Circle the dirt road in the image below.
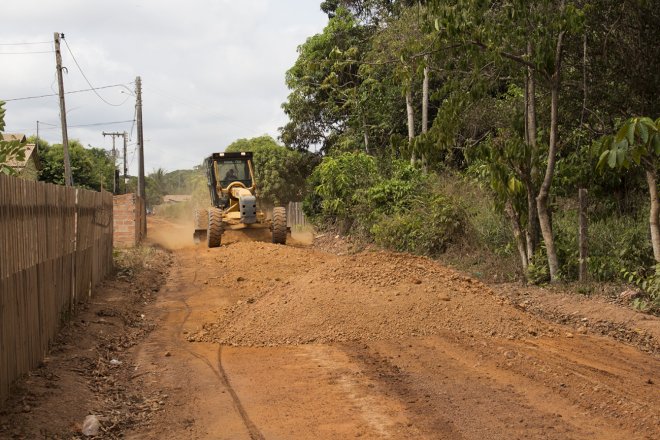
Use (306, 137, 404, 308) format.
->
(122, 218, 658, 439)
(1, 217, 657, 439)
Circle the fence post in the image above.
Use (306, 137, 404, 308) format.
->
(579, 188, 588, 283)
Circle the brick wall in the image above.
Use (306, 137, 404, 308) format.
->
(113, 193, 145, 248)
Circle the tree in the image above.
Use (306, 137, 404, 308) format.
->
(39, 139, 114, 191)
(145, 168, 167, 208)
(431, 0, 585, 282)
(281, 8, 371, 153)
(596, 117, 660, 262)
(0, 101, 26, 176)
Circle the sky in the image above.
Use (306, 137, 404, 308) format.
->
(1, 0, 328, 176)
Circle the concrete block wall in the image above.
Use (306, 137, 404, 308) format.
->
(113, 193, 144, 248)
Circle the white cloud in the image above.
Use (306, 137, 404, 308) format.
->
(1, 0, 327, 174)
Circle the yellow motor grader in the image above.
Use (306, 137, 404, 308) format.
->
(193, 152, 287, 247)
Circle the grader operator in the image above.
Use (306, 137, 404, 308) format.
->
(193, 152, 287, 247)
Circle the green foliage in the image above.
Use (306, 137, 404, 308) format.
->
(527, 246, 551, 284)
(529, 206, 653, 283)
(306, 151, 378, 226)
(306, 154, 467, 256)
(371, 194, 465, 256)
(0, 101, 26, 176)
(281, 8, 370, 153)
(621, 265, 660, 313)
(225, 135, 316, 205)
(39, 139, 114, 190)
(595, 117, 660, 172)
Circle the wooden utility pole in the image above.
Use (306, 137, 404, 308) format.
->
(135, 76, 146, 235)
(122, 131, 128, 193)
(578, 188, 588, 283)
(103, 131, 125, 194)
(136, 76, 145, 200)
(54, 32, 73, 186)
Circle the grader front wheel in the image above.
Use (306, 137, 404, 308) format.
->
(272, 206, 287, 245)
(207, 208, 224, 248)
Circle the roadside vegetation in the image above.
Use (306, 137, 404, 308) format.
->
(283, 1, 659, 311)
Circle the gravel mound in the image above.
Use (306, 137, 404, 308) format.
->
(192, 244, 557, 346)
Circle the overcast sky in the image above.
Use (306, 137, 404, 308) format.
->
(1, 0, 327, 175)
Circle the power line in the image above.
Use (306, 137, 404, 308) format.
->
(3, 82, 133, 102)
(0, 50, 54, 55)
(61, 37, 128, 107)
(10, 119, 136, 132)
(0, 41, 52, 46)
(69, 119, 135, 128)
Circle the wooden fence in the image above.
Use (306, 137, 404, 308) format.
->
(0, 174, 113, 403)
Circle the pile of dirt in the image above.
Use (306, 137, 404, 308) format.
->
(0, 246, 172, 439)
(193, 244, 558, 347)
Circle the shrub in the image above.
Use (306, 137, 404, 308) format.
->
(304, 152, 379, 229)
(550, 206, 653, 282)
(371, 194, 465, 256)
(622, 264, 660, 313)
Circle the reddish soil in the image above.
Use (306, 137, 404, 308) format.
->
(1, 217, 658, 439)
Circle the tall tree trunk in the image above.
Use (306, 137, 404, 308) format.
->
(524, 179, 537, 261)
(580, 33, 588, 126)
(422, 66, 429, 134)
(406, 88, 416, 165)
(421, 64, 429, 172)
(645, 167, 660, 262)
(536, 31, 565, 283)
(506, 201, 529, 273)
(525, 41, 540, 258)
(362, 114, 370, 154)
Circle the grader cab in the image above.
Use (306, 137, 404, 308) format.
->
(193, 152, 287, 247)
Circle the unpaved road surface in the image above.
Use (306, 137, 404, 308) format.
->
(1, 217, 658, 439)
(125, 218, 659, 439)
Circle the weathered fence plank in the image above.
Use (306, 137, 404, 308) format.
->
(0, 174, 113, 404)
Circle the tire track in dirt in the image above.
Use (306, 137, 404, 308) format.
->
(173, 251, 265, 440)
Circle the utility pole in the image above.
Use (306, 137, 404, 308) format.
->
(135, 76, 146, 235)
(103, 131, 125, 194)
(136, 76, 145, 200)
(122, 131, 128, 193)
(54, 32, 73, 186)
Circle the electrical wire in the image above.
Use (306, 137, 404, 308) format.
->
(0, 50, 54, 55)
(68, 119, 135, 128)
(3, 83, 134, 102)
(129, 104, 137, 140)
(7, 119, 135, 133)
(0, 41, 52, 46)
(61, 37, 128, 107)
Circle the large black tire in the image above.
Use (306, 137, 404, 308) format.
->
(272, 206, 287, 244)
(207, 208, 224, 248)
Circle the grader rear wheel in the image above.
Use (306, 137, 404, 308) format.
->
(272, 206, 287, 245)
(207, 208, 224, 248)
